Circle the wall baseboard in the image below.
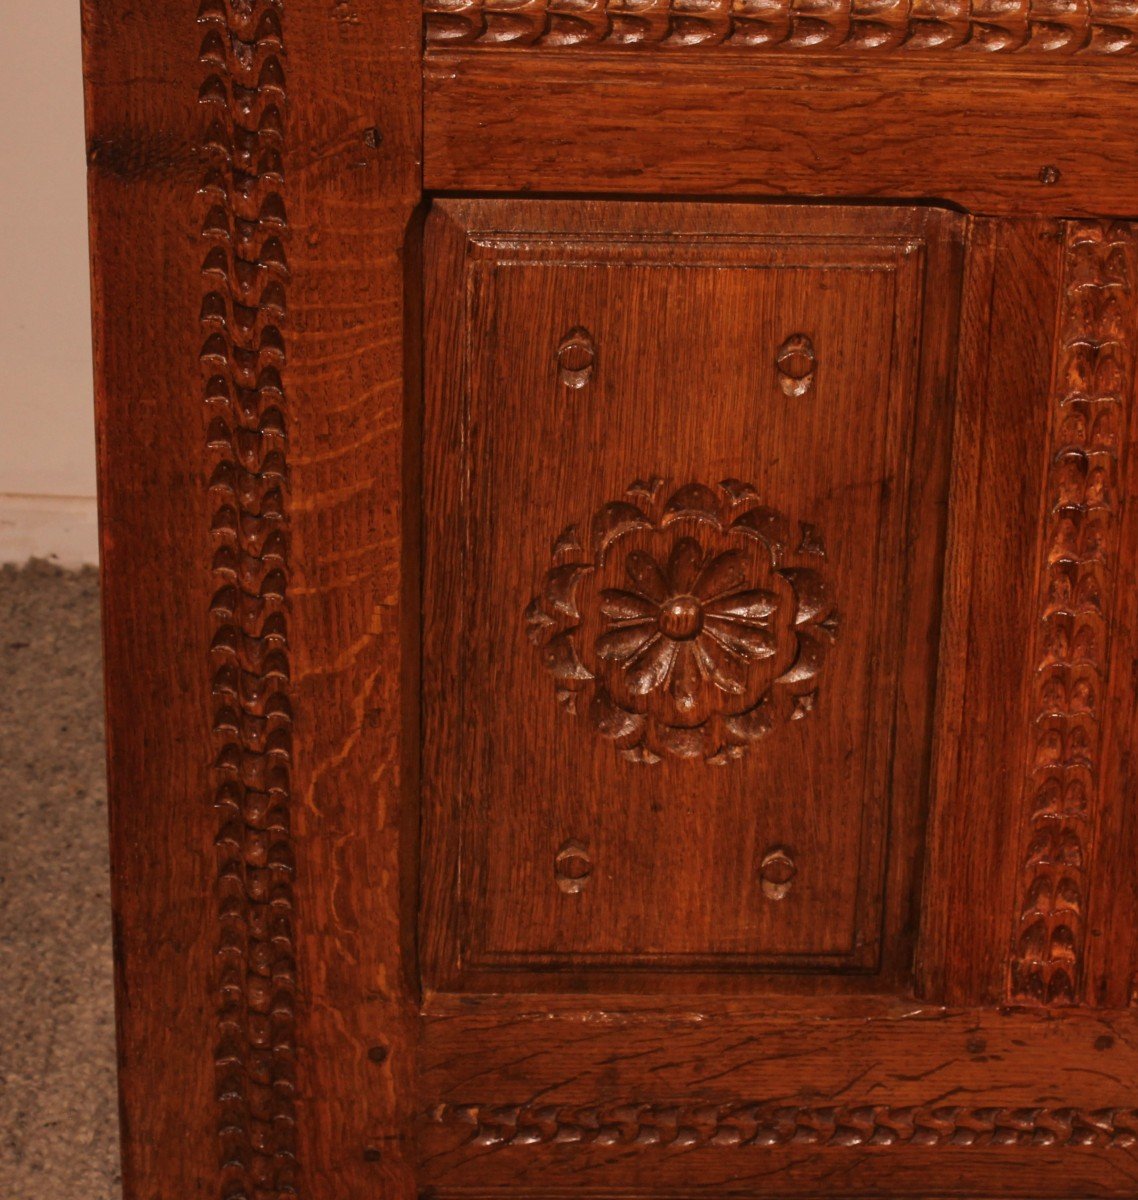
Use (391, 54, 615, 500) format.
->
(0, 494, 99, 568)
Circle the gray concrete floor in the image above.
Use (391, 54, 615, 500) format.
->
(0, 561, 121, 1200)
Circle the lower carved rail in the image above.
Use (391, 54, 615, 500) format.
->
(430, 1101, 1138, 1149)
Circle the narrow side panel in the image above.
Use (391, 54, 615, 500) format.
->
(920, 218, 1061, 1007)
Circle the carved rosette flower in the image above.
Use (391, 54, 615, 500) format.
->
(525, 479, 838, 764)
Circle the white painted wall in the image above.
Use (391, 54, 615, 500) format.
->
(0, 3, 98, 566)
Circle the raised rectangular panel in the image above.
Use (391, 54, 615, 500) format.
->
(422, 200, 964, 993)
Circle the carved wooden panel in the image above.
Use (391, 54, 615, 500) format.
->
(1010, 221, 1138, 1006)
(423, 0, 1138, 52)
(524, 478, 838, 766)
(87, 3, 1138, 1196)
(199, 6, 298, 1197)
(422, 200, 963, 992)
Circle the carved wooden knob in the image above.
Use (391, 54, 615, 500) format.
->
(555, 838, 593, 894)
(776, 333, 816, 398)
(557, 327, 596, 389)
(759, 847, 796, 900)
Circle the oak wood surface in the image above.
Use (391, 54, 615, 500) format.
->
(417, 999, 1138, 1197)
(84, 7, 1138, 1200)
(84, 2, 422, 1199)
(84, 6, 223, 1197)
(422, 199, 962, 994)
(917, 218, 1061, 1007)
(280, 7, 421, 1200)
(424, 52, 1138, 219)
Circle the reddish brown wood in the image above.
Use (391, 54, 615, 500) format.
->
(86, 8, 1138, 1200)
(84, 3, 421, 1199)
(424, 0, 1138, 52)
(424, 52, 1138, 217)
(918, 218, 1063, 1007)
(417, 998, 1138, 1197)
(280, 6, 422, 1200)
(1008, 222, 1138, 1007)
(84, 6, 224, 1197)
(422, 199, 962, 994)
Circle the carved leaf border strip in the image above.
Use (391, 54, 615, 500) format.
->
(1009, 220, 1135, 1007)
(433, 1101, 1138, 1148)
(424, 0, 1138, 54)
(199, 3, 299, 1199)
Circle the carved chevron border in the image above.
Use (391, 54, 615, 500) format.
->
(198, 3, 299, 1199)
(424, 0, 1138, 53)
(1009, 221, 1136, 1006)
(432, 1101, 1138, 1148)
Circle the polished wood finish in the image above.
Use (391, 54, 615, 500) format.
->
(84, 6, 1138, 1200)
(418, 998, 1138, 1197)
(424, 53, 1138, 217)
(422, 200, 962, 993)
(84, 3, 421, 1198)
(424, 0, 1138, 51)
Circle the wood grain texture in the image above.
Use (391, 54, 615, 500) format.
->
(85, 4, 222, 1197)
(424, 52, 1138, 217)
(85, 2, 422, 1199)
(88, 2, 1138, 1196)
(266, 4, 422, 1200)
(917, 219, 1062, 1007)
(424, 0, 1138, 53)
(1009, 221, 1138, 1007)
(422, 199, 961, 994)
(417, 999, 1138, 1196)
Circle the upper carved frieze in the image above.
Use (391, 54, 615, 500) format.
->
(424, 0, 1138, 53)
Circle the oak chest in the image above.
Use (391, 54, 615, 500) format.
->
(84, 4, 1138, 1198)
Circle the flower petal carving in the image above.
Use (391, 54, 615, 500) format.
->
(597, 623, 659, 662)
(693, 549, 749, 599)
(526, 480, 838, 764)
(600, 589, 657, 622)
(692, 636, 749, 695)
(541, 633, 594, 682)
(667, 537, 704, 591)
(626, 637, 678, 696)
(623, 549, 669, 602)
(704, 590, 779, 623)
(591, 501, 652, 557)
(702, 618, 778, 660)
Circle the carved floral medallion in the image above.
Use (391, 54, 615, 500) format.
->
(525, 479, 837, 764)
